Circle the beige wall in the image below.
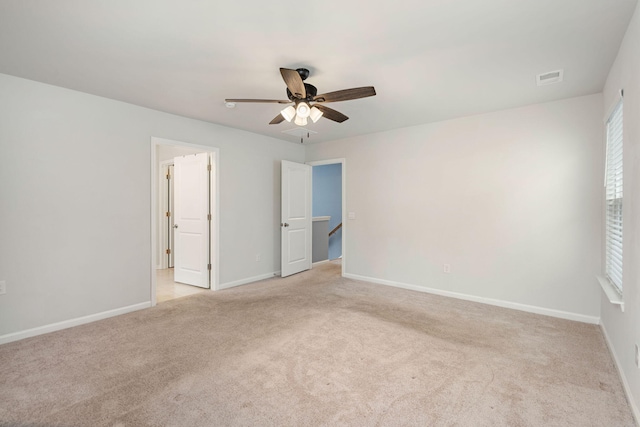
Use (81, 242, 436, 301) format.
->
(0, 73, 304, 338)
(306, 94, 603, 322)
(601, 1, 640, 418)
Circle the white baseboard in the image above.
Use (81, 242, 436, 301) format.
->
(218, 271, 280, 290)
(313, 259, 331, 266)
(0, 302, 151, 346)
(343, 273, 600, 325)
(601, 324, 640, 425)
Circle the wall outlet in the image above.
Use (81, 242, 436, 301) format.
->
(348, 212, 356, 220)
(256, 253, 261, 262)
(0, 280, 6, 295)
(635, 344, 639, 368)
(443, 264, 451, 274)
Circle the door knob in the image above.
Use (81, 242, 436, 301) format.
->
(281, 223, 289, 227)
(174, 224, 178, 228)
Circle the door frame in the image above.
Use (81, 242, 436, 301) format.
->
(306, 158, 346, 277)
(158, 160, 173, 270)
(150, 137, 220, 306)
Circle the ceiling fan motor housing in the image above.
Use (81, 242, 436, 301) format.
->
(286, 83, 318, 102)
(296, 68, 310, 81)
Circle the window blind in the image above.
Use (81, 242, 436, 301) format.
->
(605, 99, 623, 292)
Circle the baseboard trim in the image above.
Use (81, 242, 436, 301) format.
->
(601, 324, 640, 425)
(219, 271, 279, 290)
(312, 259, 331, 266)
(343, 273, 600, 325)
(0, 302, 151, 346)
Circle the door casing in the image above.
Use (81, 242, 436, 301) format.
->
(150, 137, 220, 306)
(306, 158, 346, 278)
(158, 161, 174, 270)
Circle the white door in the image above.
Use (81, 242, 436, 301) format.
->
(281, 160, 312, 277)
(168, 164, 175, 268)
(173, 153, 210, 288)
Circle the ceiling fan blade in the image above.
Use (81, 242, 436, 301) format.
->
(313, 86, 376, 103)
(280, 68, 306, 99)
(314, 104, 349, 123)
(225, 98, 292, 104)
(269, 114, 285, 125)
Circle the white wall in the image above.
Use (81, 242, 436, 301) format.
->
(0, 73, 304, 338)
(601, 2, 640, 417)
(306, 94, 603, 321)
(158, 144, 204, 162)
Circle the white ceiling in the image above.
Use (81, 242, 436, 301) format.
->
(0, 0, 636, 144)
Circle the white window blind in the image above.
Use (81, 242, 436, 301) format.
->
(605, 99, 623, 292)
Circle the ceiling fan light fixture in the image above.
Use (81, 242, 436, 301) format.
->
(296, 102, 311, 118)
(309, 106, 323, 123)
(280, 106, 296, 122)
(294, 115, 308, 126)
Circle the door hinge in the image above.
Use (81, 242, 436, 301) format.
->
(165, 249, 171, 255)
(166, 211, 171, 217)
(166, 172, 171, 180)
(207, 213, 211, 221)
(207, 164, 211, 171)
(207, 263, 212, 271)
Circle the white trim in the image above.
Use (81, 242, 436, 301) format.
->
(0, 302, 151, 345)
(313, 259, 332, 266)
(307, 158, 344, 166)
(219, 272, 279, 290)
(601, 324, 640, 425)
(597, 275, 624, 311)
(343, 273, 600, 324)
(151, 140, 158, 306)
(603, 91, 624, 122)
(211, 150, 220, 291)
(313, 216, 331, 222)
(158, 159, 173, 270)
(306, 158, 346, 278)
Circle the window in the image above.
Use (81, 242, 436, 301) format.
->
(605, 98, 623, 293)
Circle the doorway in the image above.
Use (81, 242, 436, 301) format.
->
(307, 158, 346, 276)
(151, 138, 219, 306)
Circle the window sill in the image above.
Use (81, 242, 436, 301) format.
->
(597, 276, 624, 311)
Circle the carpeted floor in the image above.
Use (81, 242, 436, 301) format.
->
(0, 261, 635, 426)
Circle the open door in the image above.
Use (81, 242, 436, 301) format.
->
(173, 153, 210, 288)
(281, 160, 312, 277)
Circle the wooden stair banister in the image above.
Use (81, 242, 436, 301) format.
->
(329, 222, 342, 237)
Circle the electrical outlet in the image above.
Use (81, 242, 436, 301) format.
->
(635, 344, 639, 368)
(443, 264, 451, 274)
(256, 253, 261, 262)
(0, 280, 6, 295)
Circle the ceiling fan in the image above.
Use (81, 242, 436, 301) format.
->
(225, 68, 376, 126)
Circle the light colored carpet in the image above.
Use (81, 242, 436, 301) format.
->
(0, 262, 635, 426)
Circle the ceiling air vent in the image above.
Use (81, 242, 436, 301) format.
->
(536, 69, 564, 86)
